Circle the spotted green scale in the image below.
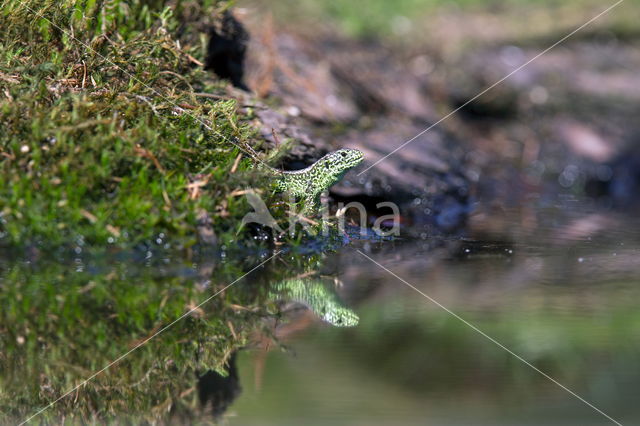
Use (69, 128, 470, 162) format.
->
(262, 149, 364, 213)
(269, 278, 359, 327)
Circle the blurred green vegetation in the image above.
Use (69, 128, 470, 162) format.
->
(0, 0, 291, 250)
(350, 295, 640, 393)
(1, 258, 248, 422)
(256, 0, 635, 40)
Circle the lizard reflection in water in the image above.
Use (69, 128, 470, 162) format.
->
(269, 276, 359, 327)
(253, 148, 363, 324)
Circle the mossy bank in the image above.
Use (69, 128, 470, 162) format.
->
(0, 0, 294, 251)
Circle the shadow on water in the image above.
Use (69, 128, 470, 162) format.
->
(198, 352, 241, 421)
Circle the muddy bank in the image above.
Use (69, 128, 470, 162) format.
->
(218, 6, 640, 239)
(234, 15, 472, 235)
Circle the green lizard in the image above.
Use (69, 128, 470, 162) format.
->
(269, 277, 359, 327)
(260, 148, 364, 213)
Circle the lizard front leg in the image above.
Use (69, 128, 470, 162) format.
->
(298, 179, 322, 215)
(301, 193, 320, 215)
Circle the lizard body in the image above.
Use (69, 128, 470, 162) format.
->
(260, 149, 364, 213)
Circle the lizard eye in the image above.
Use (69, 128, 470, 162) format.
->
(340, 152, 347, 157)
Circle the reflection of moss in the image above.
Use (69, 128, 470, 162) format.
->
(0, 259, 245, 422)
(0, 249, 337, 422)
(0, 0, 291, 249)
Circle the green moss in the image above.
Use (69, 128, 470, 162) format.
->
(0, 0, 285, 249)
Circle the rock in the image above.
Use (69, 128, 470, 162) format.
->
(251, 107, 330, 168)
(237, 14, 472, 233)
(245, 27, 359, 123)
(444, 35, 640, 210)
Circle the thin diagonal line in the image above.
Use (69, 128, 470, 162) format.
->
(358, 0, 624, 175)
(14, 0, 270, 167)
(19, 251, 281, 425)
(357, 250, 622, 426)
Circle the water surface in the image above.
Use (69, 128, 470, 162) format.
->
(231, 208, 640, 425)
(2, 206, 639, 424)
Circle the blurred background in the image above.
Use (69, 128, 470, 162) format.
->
(225, 1, 640, 424)
(238, 0, 640, 234)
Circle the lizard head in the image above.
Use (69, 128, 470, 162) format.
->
(322, 306, 360, 327)
(316, 148, 364, 184)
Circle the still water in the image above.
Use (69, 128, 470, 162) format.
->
(230, 209, 640, 425)
(2, 206, 640, 424)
